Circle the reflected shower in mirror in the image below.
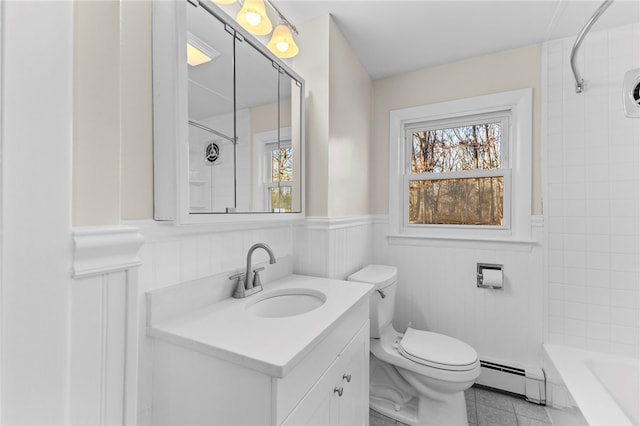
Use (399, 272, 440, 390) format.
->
(187, 6, 235, 213)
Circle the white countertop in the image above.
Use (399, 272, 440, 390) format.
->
(148, 274, 373, 378)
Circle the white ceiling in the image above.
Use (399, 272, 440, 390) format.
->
(274, 0, 640, 80)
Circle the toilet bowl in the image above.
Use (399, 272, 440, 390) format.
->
(348, 265, 481, 426)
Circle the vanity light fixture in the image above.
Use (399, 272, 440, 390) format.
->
(211, 0, 299, 58)
(267, 23, 298, 58)
(236, 0, 272, 36)
(187, 32, 220, 66)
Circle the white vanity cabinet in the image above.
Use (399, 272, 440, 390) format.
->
(281, 323, 369, 426)
(149, 278, 372, 426)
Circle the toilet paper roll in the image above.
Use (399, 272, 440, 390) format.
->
(482, 269, 503, 288)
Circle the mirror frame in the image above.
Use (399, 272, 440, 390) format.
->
(152, 0, 305, 225)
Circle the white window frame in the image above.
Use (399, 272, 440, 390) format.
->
(252, 128, 292, 211)
(389, 89, 532, 242)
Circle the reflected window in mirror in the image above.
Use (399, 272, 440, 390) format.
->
(267, 139, 293, 212)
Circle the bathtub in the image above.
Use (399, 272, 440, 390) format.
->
(544, 344, 639, 426)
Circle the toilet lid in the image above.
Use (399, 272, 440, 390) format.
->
(347, 265, 397, 290)
(398, 328, 478, 371)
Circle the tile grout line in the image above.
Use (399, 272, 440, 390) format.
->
(371, 386, 552, 426)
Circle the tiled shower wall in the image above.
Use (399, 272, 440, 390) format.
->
(544, 23, 640, 357)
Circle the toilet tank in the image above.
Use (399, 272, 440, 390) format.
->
(348, 265, 398, 338)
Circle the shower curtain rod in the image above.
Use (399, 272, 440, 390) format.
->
(570, 0, 614, 93)
(188, 120, 236, 143)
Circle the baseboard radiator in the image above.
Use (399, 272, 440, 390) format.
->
(476, 360, 546, 405)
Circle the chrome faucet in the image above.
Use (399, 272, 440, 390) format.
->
(230, 243, 277, 298)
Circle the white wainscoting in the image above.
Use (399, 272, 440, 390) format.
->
(293, 216, 374, 280)
(71, 226, 144, 426)
(131, 220, 296, 425)
(372, 215, 545, 369)
(134, 216, 370, 424)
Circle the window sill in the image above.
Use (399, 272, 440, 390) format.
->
(386, 233, 538, 251)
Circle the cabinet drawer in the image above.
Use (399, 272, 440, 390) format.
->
(274, 300, 368, 424)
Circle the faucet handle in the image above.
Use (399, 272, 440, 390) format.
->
(252, 267, 265, 289)
(230, 272, 246, 298)
(229, 272, 245, 280)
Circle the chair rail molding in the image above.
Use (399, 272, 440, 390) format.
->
(71, 225, 144, 425)
(73, 226, 145, 278)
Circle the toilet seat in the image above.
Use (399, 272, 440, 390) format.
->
(397, 328, 478, 372)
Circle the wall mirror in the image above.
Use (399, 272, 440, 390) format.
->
(153, 0, 304, 223)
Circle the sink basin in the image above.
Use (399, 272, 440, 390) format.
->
(246, 288, 326, 318)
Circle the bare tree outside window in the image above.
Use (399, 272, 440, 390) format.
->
(272, 146, 293, 182)
(409, 122, 504, 225)
(270, 146, 293, 212)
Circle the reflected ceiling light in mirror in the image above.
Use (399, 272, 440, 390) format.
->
(268, 23, 299, 58)
(237, 0, 272, 35)
(187, 33, 220, 66)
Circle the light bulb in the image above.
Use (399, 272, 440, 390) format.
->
(268, 24, 299, 58)
(236, 0, 272, 35)
(245, 11, 261, 27)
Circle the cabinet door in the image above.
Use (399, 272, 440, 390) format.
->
(281, 359, 340, 426)
(281, 321, 370, 426)
(336, 323, 370, 426)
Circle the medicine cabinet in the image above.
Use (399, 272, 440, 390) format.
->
(153, 0, 305, 224)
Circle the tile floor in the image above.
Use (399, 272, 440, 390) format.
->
(370, 386, 552, 426)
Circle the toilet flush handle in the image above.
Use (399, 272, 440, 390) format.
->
(376, 289, 386, 299)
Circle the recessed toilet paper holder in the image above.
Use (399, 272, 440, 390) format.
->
(477, 263, 504, 289)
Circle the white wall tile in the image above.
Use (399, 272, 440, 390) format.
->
(586, 234, 610, 252)
(588, 304, 611, 324)
(587, 322, 610, 341)
(564, 285, 588, 303)
(611, 307, 637, 326)
(610, 325, 636, 344)
(549, 283, 564, 299)
(543, 23, 639, 358)
(585, 269, 610, 288)
(587, 287, 611, 306)
(564, 268, 586, 286)
(564, 302, 588, 321)
(586, 251, 610, 270)
(610, 271, 637, 290)
(610, 289, 638, 309)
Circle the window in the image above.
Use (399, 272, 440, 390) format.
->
(389, 89, 532, 242)
(265, 141, 293, 212)
(406, 113, 509, 227)
(253, 127, 295, 212)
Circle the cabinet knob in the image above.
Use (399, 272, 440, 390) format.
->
(342, 373, 352, 383)
(333, 386, 344, 397)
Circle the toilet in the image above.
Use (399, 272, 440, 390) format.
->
(348, 265, 481, 426)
